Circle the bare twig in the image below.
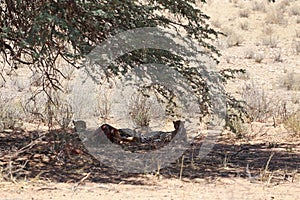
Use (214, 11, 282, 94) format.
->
(72, 172, 91, 191)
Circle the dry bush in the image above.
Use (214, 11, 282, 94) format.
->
(294, 41, 300, 55)
(272, 49, 283, 62)
(226, 32, 244, 47)
(0, 100, 23, 130)
(296, 29, 300, 38)
(226, 116, 248, 139)
(289, 5, 300, 16)
(265, 7, 287, 25)
(21, 92, 47, 124)
(254, 53, 264, 63)
(241, 82, 287, 123)
(277, 0, 290, 11)
(262, 25, 274, 36)
(239, 9, 250, 18)
(284, 112, 300, 136)
(128, 92, 153, 127)
(44, 90, 74, 129)
(95, 88, 112, 121)
(244, 49, 255, 59)
(262, 35, 279, 48)
(53, 101, 74, 129)
(0, 87, 25, 130)
(252, 1, 266, 12)
(229, 0, 238, 4)
(240, 21, 249, 31)
(296, 17, 300, 24)
(281, 72, 300, 91)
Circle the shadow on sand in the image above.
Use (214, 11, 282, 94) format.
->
(0, 128, 299, 185)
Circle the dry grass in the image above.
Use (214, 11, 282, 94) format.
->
(241, 82, 287, 123)
(294, 41, 300, 55)
(0, 97, 24, 130)
(262, 35, 279, 48)
(281, 72, 300, 91)
(289, 5, 300, 16)
(128, 92, 153, 127)
(296, 29, 300, 38)
(262, 24, 274, 36)
(254, 53, 264, 63)
(272, 49, 283, 62)
(265, 7, 287, 26)
(244, 49, 255, 59)
(226, 32, 244, 47)
(284, 112, 300, 136)
(251, 1, 266, 12)
(239, 9, 250, 18)
(239, 21, 249, 31)
(96, 88, 112, 121)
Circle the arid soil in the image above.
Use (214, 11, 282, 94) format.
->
(1, 0, 300, 200)
(0, 177, 300, 200)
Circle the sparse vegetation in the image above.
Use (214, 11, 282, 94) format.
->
(284, 112, 300, 136)
(296, 29, 300, 38)
(282, 72, 300, 91)
(252, 1, 266, 12)
(272, 49, 283, 62)
(294, 41, 300, 55)
(226, 32, 244, 47)
(254, 53, 264, 63)
(262, 35, 279, 48)
(0, 100, 23, 130)
(265, 7, 287, 25)
(128, 92, 153, 127)
(289, 5, 300, 16)
(262, 25, 274, 36)
(96, 88, 113, 122)
(226, 114, 248, 139)
(241, 82, 287, 123)
(244, 49, 255, 59)
(239, 9, 250, 18)
(240, 21, 249, 31)
(0, 1, 300, 198)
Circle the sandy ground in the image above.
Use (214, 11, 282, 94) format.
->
(0, 177, 300, 200)
(1, 0, 300, 200)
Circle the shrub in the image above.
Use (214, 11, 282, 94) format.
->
(265, 7, 287, 25)
(294, 41, 300, 55)
(226, 32, 244, 47)
(284, 112, 300, 136)
(128, 92, 153, 127)
(96, 88, 112, 121)
(0, 99, 23, 130)
(239, 9, 250, 18)
(254, 53, 264, 63)
(244, 49, 255, 59)
(262, 35, 279, 48)
(272, 49, 283, 62)
(289, 5, 300, 16)
(241, 82, 287, 123)
(225, 113, 248, 139)
(240, 21, 249, 31)
(282, 72, 300, 91)
(252, 1, 266, 12)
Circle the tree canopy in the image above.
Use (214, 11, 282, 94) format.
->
(0, 0, 245, 126)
